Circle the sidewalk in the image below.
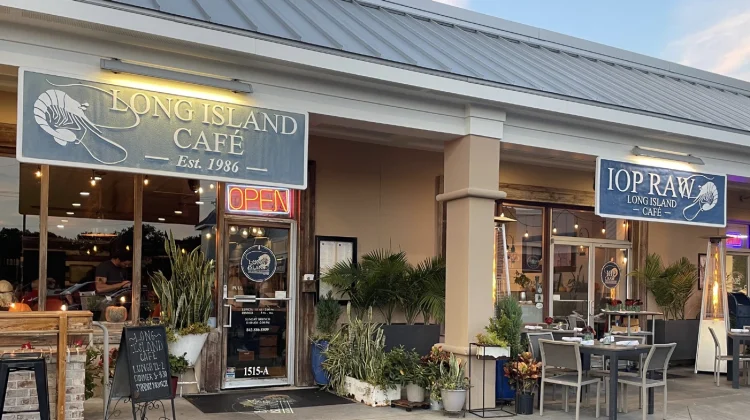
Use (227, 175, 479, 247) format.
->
(84, 368, 750, 420)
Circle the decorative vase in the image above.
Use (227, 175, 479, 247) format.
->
(441, 389, 467, 413)
(406, 383, 425, 402)
(515, 393, 534, 415)
(311, 340, 329, 385)
(105, 306, 127, 322)
(170, 333, 209, 366)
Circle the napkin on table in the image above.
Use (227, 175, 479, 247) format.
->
(616, 340, 639, 346)
(562, 337, 582, 342)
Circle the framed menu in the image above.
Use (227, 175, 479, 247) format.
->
(316, 236, 357, 300)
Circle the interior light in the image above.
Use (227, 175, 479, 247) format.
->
(93, 245, 98, 252)
(181, 248, 186, 254)
(80, 192, 90, 197)
(35, 167, 42, 178)
(61, 304, 67, 311)
(86, 250, 91, 255)
(90, 178, 96, 187)
(552, 226, 557, 234)
(61, 219, 68, 223)
(72, 203, 81, 207)
(126, 245, 130, 251)
(198, 187, 204, 194)
(230, 226, 237, 233)
(56, 225, 64, 229)
(195, 201, 204, 205)
(524, 230, 529, 238)
(241, 229, 249, 238)
(602, 228, 606, 234)
(205, 232, 212, 239)
(174, 210, 183, 215)
(623, 257, 628, 264)
(120, 296, 126, 303)
(143, 176, 149, 186)
(66, 212, 74, 215)
(209, 183, 215, 189)
(94, 175, 102, 181)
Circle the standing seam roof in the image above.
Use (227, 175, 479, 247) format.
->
(98, 0, 750, 134)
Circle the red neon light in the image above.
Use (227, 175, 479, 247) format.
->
(226, 184, 292, 217)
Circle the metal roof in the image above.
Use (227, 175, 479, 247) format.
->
(99, 0, 750, 134)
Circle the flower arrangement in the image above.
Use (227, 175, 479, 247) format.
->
(503, 352, 542, 395)
(625, 299, 643, 311)
(421, 346, 451, 401)
(604, 298, 623, 311)
(544, 317, 553, 326)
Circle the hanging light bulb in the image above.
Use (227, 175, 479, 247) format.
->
(198, 186, 204, 194)
(552, 226, 557, 234)
(143, 176, 149, 186)
(93, 245, 98, 252)
(524, 229, 529, 238)
(601, 222, 606, 235)
(90, 177, 96, 187)
(574, 218, 579, 230)
(623, 257, 628, 264)
(230, 226, 237, 233)
(35, 167, 42, 178)
(623, 220, 628, 228)
(241, 229, 249, 238)
(209, 183, 215, 189)
(205, 232, 212, 239)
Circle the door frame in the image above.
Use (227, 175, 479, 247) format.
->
(220, 215, 298, 389)
(549, 236, 632, 325)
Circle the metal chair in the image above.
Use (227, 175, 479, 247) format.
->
(539, 340, 601, 420)
(589, 335, 645, 411)
(708, 326, 750, 386)
(617, 343, 676, 420)
(527, 332, 561, 404)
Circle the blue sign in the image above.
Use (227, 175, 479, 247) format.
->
(600, 261, 621, 289)
(18, 70, 307, 189)
(596, 158, 726, 227)
(241, 245, 277, 283)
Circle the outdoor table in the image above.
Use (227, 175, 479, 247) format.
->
(601, 311, 663, 340)
(727, 332, 750, 389)
(578, 343, 652, 420)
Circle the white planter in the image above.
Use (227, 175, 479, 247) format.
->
(479, 346, 510, 359)
(344, 376, 400, 407)
(406, 383, 425, 403)
(429, 399, 443, 411)
(441, 389, 467, 413)
(170, 333, 208, 366)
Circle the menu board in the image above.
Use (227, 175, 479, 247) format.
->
(110, 326, 173, 404)
(316, 237, 356, 299)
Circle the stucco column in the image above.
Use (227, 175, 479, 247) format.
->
(437, 135, 505, 410)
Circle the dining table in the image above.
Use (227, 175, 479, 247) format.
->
(727, 331, 750, 389)
(578, 343, 652, 420)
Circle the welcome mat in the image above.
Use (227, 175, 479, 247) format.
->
(185, 388, 353, 414)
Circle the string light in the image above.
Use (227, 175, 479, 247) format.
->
(230, 226, 237, 233)
(143, 176, 149, 186)
(552, 226, 557, 234)
(574, 218, 579, 230)
(205, 232, 212, 239)
(35, 167, 42, 178)
(524, 230, 529, 238)
(601, 221, 606, 234)
(209, 183, 215, 189)
(90, 177, 96, 187)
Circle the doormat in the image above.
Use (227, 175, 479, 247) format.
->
(184, 388, 353, 414)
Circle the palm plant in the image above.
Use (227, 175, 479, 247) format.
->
(408, 256, 445, 325)
(151, 232, 215, 332)
(631, 253, 696, 320)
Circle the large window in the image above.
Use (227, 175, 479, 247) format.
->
(551, 209, 629, 241)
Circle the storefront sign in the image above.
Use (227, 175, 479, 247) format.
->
(596, 158, 726, 227)
(226, 184, 292, 217)
(601, 261, 621, 289)
(18, 70, 308, 188)
(241, 245, 277, 282)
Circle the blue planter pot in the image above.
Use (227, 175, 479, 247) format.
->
(312, 340, 329, 385)
(496, 359, 516, 400)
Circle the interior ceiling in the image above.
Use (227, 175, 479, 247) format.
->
(0, 64, 16, 93)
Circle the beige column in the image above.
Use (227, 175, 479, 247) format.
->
(437, 135, 504, 410)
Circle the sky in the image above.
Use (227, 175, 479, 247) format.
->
(432, 0, 750, 82)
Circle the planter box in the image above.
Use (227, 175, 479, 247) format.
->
(170, 333, 209, 366)
(381, 324, 441, 355)
(478, 346, 510, 359)
(344, 376, 401, 407)
(648, 319, 698, 362)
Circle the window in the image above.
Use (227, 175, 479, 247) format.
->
(551, 209, 629, 241)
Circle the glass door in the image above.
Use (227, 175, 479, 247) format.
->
(222, 221, 296, 388)
(550, 237, 631, 326)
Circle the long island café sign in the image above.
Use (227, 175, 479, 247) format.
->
(596, 158, 726, 227)
(18, 70, 308, 189)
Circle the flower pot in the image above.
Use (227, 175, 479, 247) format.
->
(480, 346, 510, 359)
(429, 399, 443, 411)
(311, 340, 329, 385)
(440, 389, 467, 413)
(515, 393, 534, 415)
(406, 383, 425, 403)
(170, 333, 208, 366)
(495, 359, 516, 400)
(170, 376, 179, 398)
(344, 376, 400, 407)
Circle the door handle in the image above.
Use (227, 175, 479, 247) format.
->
(223, 303, 232, 328)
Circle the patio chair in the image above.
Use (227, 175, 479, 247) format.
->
(708, 326, 750, 386)
(617, 343, 676, 420)
(527, 332, 565, 404)
(539, 339, 601, 420)
(589, 335, 646, 411)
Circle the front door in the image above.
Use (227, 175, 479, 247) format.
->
(221, 220, 296, 388)
(550, 237, 631, 326)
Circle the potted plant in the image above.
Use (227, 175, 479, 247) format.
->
(311, 291, 343, 386)
(323, 251, 444, 355)
(391, 347, 427, 403)
(632, 254, 698, 361)
(476, 330, 509, 358)
(151, 232, 215, 365)
(168, 353, 189, 398)
(439, 352, 470, 413)
(422, 345, 450, 410)
(322, 305, 401, 407)
(490, 296, 523, 401)
(503, 352, 542, 415)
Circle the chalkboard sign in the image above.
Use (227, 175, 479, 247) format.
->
(109, 326, 174, 410)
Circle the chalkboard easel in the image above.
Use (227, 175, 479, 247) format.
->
(106, 325, 177, 420)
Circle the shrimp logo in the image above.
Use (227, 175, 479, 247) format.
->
(240, 245, 277, 283)
(683, 180, 719, 221)
(33, 82, 139, 165)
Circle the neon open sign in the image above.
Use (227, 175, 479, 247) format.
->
(226, 184, 292, 217)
